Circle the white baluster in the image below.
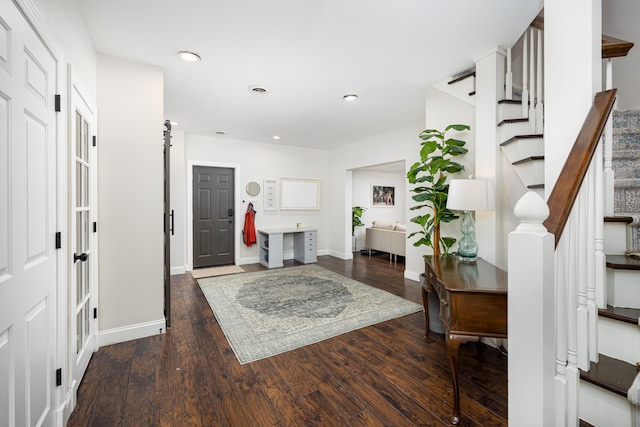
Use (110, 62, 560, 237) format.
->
(567, 215, 580, 424)
(535, 29, 544, 133)
(590, 138, 613, 310)
(577, 189, 590, 370)
(603, 59, 615, 216)
(506, 47, 513, 100)
(529, 28, 536, 131)
(522, 29, 529, 118)
(593, 147, 604, 361)
(567, 215, 578, 370)
(555, 234, 569, 426)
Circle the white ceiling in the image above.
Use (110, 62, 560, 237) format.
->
(76, 0, 542, 150)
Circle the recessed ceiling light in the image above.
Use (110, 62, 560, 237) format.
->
(177, 50, 201, 62)
(272, 135, 281, 140)
(343, 94, 358, 101)
(249, 85, 268, 95)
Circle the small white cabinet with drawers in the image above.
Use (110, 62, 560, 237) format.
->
(257, 228, 317, 268)
(293, 230, 317, 264)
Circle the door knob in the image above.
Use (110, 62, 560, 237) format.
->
(74, 252, 88, 263)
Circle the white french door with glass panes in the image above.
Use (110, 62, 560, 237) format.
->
(69, 70, 97, 397)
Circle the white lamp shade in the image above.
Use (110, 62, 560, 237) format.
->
(447, 179, 494, 211)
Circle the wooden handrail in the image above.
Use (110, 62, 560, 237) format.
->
(543, 89, 617, 248)
(529, 17, 634, 59)
(602, 35, 635, 59)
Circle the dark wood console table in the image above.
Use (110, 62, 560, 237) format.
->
(422, 255, 507, 425)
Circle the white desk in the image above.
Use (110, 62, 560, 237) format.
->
(257, 228, 317, 268)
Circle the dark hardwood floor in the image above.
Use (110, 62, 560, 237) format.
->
(68, 253, 507, 426)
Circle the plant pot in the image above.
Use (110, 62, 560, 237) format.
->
(420, 273, 445, 334)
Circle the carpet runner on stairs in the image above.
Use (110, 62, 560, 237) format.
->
(613, 109, 640, 214)
(612, 109, 640, 255)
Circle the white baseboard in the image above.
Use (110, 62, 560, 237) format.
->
(328, 249, 351, 260)
(404, 270, 421, 282)
(170, 265, 186, 275)
(239, 256, 260, 265)
(56, 389, 74, 427)
(98, 318, 166, 347)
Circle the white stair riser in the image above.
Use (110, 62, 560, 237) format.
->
(512, 160, 544, 187)
(498, 102, 524, 122)
(501, 137, 544, 165)
(606, 268, 640, 309)
(499, 120, 535, 142)
(580, 381, 634, 427)
(604, 222, 629, 255)
(598, 316, 640, 365)
(433, 77, 475, 107)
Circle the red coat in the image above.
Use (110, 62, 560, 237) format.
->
(243, 203, 257, 246)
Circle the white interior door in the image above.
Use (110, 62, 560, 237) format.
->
(69, 73, 97, 396)
(0, 0, 59, 426)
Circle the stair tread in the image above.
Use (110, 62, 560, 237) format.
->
(604, 215, 634, 224)
(500, 133, 543, 147)
(512, 155, 544, 165)
(498, 117, 529, 126)
(599, 305, 640, 325)
(606, 254, 640, 270)
(498, 99, 523, 104)
(580, 354, 638, 397)
(448, 70, 475, 85)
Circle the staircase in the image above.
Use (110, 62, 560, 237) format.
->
(614, 109, 640, 214)
(437, 17, 639, 426)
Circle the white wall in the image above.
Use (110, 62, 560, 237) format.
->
(33, 0, 96, 99)
(96, 55, 165, 343)
(352, 170, 406, 251)
(544, 0, 602, 191)
(603, 0, 640, 110)
(182, 134, 329, 267)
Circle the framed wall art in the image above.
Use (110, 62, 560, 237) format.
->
(371, 185, 395, 207)
(280, 178, 320, 210)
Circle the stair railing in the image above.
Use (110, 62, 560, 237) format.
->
(509, 89, 617, 425)
(505, 17, 544, 134)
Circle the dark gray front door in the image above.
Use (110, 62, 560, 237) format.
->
(193, 166, 235, 267)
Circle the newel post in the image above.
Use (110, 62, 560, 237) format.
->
(508, 191, 555, 426)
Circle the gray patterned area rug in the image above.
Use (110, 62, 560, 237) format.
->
(197, 264, 423, 364)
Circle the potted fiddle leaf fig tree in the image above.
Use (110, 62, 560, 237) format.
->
(406, 124, 470, 257)
(352, 206, 366, 236)
(352, 206, 366, 251)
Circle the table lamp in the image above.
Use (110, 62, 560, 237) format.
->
(446, 178, 494, 262)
